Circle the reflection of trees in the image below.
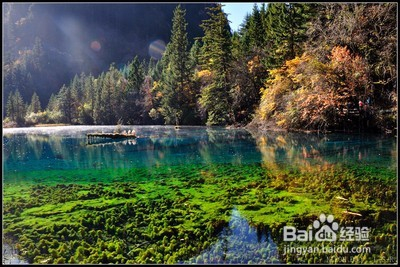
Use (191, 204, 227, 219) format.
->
(3, 135, 29, 162)
(248, 130, 331, 172)
(48, 135, 71, 160)
(5, 128, 395, 185)
(248, 130, 396, 172)
(247, 129, 397, 202)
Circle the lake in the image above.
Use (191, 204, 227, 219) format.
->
(2, 126, 397, 264)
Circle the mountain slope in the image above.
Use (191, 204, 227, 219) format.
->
(3, 3, 213, 107)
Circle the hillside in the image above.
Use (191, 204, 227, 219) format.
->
(3, 3, 213, 107)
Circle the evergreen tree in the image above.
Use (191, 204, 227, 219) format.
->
(229, 4, 269, 124)
(199, 4, 233, 126)
(70, 74, 82, 124)
(159, 5, 193, 125)
(141, 75, 155, 124)
(93, 72, 106, 124)
(57, 84, 73, 124)
(247, 4, 265, 49)
(236, 14, 252, 56)
(27, 92, 42, 114)
(6, 91, 15, 122)
(188, 39, 202, 72)
(123, 56, 145, 124)
(101, 64, 120, 124)
(46, 93, 62, 123)
(264, 3, 317, 66)
(78, 74, 95, 124)
(6, 90, 26, 125)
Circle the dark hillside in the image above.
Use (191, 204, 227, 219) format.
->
(2, 3, 213, 107)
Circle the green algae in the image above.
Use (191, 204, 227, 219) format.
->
(3, 162, 397, 264)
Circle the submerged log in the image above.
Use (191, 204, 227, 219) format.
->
(87, 132, 137, 144)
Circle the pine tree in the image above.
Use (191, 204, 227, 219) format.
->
(78, 74, 95, 124)
(101, 64, 121, 124)
(188, 39, 201, 72)
(199, 4, 233, 126)
(159, 5, 192, 125)
(70, 74, 83, 124)
(93, 72, 106, 124)
(27, 92, 42, 114)
(6, 91, 15, 122)
(46, 94, 57, 112)
(123, 56, 145, 124)
(264, 3, 317, 66)
(6, 90, 26, 125)
(247, 4, 265, 49)
(46, 93, 62, 123)
(57, 84, 73, 124)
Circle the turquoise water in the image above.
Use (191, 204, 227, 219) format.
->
(3, 126, 262, 173)
(2, 126, 397, 264)
(3, 126, 397, 181)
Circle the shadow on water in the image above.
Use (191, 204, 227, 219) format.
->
(183, 208, 280, 264)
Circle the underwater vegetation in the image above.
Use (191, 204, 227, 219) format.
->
(2, 161, 396, 264)
(3, 160, 397, 264)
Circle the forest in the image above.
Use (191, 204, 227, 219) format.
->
(3, 3, 397, 133)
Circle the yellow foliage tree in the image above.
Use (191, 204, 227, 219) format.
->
(257, 46, 370, 131)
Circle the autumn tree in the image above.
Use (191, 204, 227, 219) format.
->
(256, 46, 370, 131)
(305, 3, 397, 108)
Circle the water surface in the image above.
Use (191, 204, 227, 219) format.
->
(3, 125, 396, 184)
(2, 126, 397, 264)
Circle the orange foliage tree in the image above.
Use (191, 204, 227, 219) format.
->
(257, 46, 370, 131)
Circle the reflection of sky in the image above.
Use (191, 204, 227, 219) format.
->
(184, 208, 279, 264)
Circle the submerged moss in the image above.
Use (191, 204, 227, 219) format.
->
(3, 162, 397, 264)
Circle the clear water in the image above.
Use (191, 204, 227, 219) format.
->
(3, 125, 397, 182)
(183, 208, 280, 264)
(2, 126, 397, 264)
(3, 126, 263, 174)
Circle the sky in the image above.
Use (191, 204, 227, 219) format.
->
(222, 2, 263, 32)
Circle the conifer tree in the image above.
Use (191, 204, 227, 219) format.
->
(159, 5, 192, 125)
(6, 90, 27, 125)
(199, 4, 233, 126)
(264, 3, 317, 66)
(247, 4, 265, 49)
(123, 56, 145, 124)
(188, 40, 201, 72)
(27, 92, 42, 114)
(57, 84, 73, 124)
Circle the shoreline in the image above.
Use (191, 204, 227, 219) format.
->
(2, 122, 394, 136)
